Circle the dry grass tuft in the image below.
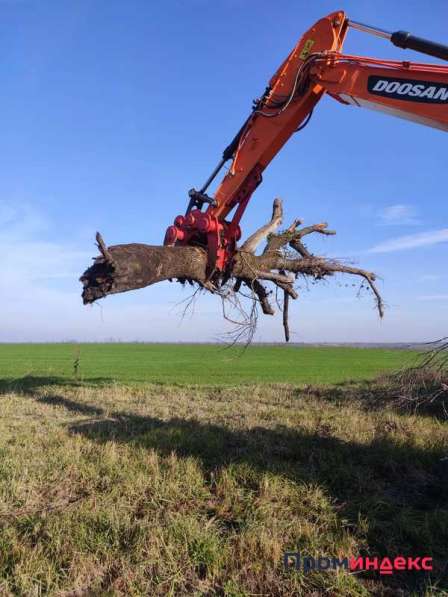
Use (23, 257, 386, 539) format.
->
(391, 366, 448, 418)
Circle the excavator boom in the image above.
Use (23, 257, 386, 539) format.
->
(164, 11, 448, 277)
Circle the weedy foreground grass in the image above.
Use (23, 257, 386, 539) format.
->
(0, 377, 447, 595)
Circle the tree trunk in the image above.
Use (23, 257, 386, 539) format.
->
(80, 200, 383, 340)
(81, 241, 208, 304)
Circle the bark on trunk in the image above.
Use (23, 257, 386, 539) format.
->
(81, 242, 208, 304)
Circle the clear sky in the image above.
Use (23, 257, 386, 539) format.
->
(1, 0, 447, 343)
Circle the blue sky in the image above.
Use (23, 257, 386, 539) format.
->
(1, 0, 447, 342)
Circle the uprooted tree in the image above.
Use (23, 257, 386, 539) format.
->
(80, 199, 383, 341)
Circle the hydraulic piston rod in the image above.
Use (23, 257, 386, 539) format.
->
(348, 19, 448, 61)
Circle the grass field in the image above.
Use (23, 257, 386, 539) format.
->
(0, 345, 446, 595)
(0, 343, 417, 386)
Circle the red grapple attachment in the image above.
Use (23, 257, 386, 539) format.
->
(164, 209, 241, 275)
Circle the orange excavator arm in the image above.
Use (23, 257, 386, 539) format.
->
(164, 11, 448, 278)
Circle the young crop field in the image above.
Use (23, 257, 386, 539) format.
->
(0, 343, 416, 386)
(0, 345, 446, 596)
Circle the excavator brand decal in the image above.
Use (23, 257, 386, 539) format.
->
(368, 76, 448, 103)
(299, 39, 315, 60)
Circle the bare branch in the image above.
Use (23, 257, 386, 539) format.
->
(320, 262, 384, 318)
(256, 271, 294, 285)
(244, 279, 275, 315)
(240, 197, 283, 254)
(95, 232, 114, 264)
(282, 258, 384, 318)
(283, 291, 290, 342)
(294, 223, 336, 239)
(233, 279, 243, 293)
(263, 218, 302, 255)
(274, 281, 298, 300)
(262, 219, 334, 259)
(274, 267, 298, 301)
(289, 238, 312, 258)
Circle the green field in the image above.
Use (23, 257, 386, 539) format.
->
(0, 343, 417, 386)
